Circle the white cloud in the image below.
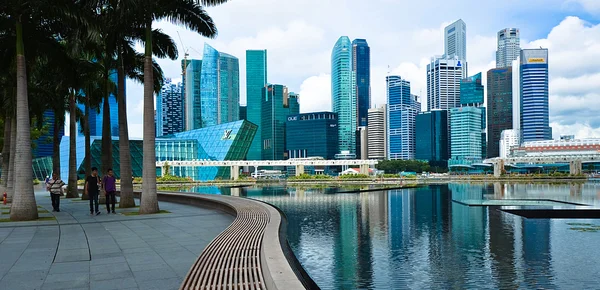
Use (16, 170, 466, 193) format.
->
(551, 122, 600, 139)
(298, 74, 331, 113)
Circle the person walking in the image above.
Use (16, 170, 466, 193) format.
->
(46, 173, 65, 212)
(103, 169, 117, 214)
(85, 167, 101, 216)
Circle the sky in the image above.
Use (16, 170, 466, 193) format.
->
(122, 0, 600, 139)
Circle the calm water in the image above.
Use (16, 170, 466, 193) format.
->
(189, 183, 600, 289)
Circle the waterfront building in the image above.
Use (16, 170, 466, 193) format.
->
(496, 28, 520, 68)
(156, 80, 184, 137)
(487, 67, 513, 158)
(200, 44, 239, 128)
(246, 49, 267, 160)
(261, 84, 300, 160)
(367, 106, 386, 159)
(59, 120, 257, 181)
(499, 129, 520, 158)
(286, 112, 339, 160)
(387, 76, 419, 160)
(415, 110, 449, 163)
(184, 59, 202, 130)
(32, 110, 65, 159)
(352, 39, 370, 127)
(331, 36, 356, 154)
(460, 72, 486, 158)
(444, 19, 467, 62)
(511, 138, 600, 157)
(520, 49, 551, 142)
(427, 55, 466, 111)
(449, 106, 482, 165)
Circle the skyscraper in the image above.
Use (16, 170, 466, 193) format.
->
(331, 36, 356, 155)
(200, 44, 239, 128)
(415, 110, 449, 163)
(367, 106, 386, 159)
(184, 59, 202, 130)
(32, 110, 65, 159)
(445, 19, 467, 61)
(487, 67, 513, 158)
(156, 80, 184, 137)
(427, 55, 466, 111)
(520, 49, 551, 141)
(460, 72, 486, 158)
(449, 106, 482, 164)
(246, 50, 267, 160)
(352, 39, 370, 127)
(239, 105, 247, 120)
(76, 93, 118, 137)
(261, 84, 300, 160)
(387, 76, 420, 160)
(496, 28, 520, 68)
(286, 112, 339, 160)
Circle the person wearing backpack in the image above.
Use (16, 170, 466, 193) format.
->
(85, 167, 101, 216)
(46, 172, 65, 212)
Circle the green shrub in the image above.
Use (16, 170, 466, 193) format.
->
(288, 174, 333, 180)
(339, 174, 370, 179)
(157, 175, 191, 182)
(33, 179, 40, 185)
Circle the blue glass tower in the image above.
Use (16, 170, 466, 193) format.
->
(331, 36, 356, 154)
(387, 76, 420, 160)
(415, 110, 449, 162)
(184, 59, 202, 130)
(261, 84, 300, 160)
(76, 71, 120, 137)
(352, 39, 370, 127)
(459, 72, 486, 159)
(520, 49, 551, 141)
(32, 110, 65, 158)
(246, 50, 267, 160)
(286, 112, 339, 160)
(156, 80, 184, 137)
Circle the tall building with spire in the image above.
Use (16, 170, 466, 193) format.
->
(331, 36, 356, 154)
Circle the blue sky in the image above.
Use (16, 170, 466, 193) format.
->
(122, 0, 600, 139)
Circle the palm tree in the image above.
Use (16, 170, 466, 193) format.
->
(138, 0, 223, 214)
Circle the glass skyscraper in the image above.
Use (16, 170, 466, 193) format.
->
(444, 19, 467, 62)
(261, 84, 300, 160)
(246, 50, 267, 160)
(487, 67, 513, 158)
(427, 56, 466, 111)
(415, 110, 449, 162)
(352, 39, 370, 127)
(286, 112, 338, 160)
(449, 106, 482, 164)
(156, 79, 184, 137)
(184, 59, 202, 130)
(32, 110, 65, 158)
(520, 49, 551, 141)
(496, 28, 520, 68)
(387, 76, 420, 160)
(331, 36, 356, 154)
(460, 72, 486, 158)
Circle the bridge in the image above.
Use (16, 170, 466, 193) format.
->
(156, 159, 380, 180)
(483, 153, 600, 177)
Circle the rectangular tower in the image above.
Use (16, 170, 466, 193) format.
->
(367, 106, 386, 159)
(286, 112, 339, 160)
(449, 106, 482, 163)
(246, 50, 267, 160)
(331, 36, 357, 155)
(427, 56, 466, 111)
(261, 84, 298, 160)
(444, 19, 467, 62)
(156, 80, 184, 137)
(415, 110, 449, 163)
(184, 59, 202, 130)
(496, 28, 520, 68)
(520, 49, 551, 141)
(352, 39, 371, 127)
(387, 76, 419, 160)
(486, 67, 513, 158)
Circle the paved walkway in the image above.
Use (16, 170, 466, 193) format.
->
(0, 191, 234, 290)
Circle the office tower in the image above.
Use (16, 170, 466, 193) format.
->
(357, 126, 368, 160)
(246, 50, 267, 160)
(445, 19, 467, 61)
(239, 105, 247, 120)
(487, 67, 513, 158)
(415, 110, 449, 162)
(520, 49, 551, 141)
(261, 84, 300, 160)
(496, 28, 520, 68)
(331, 36, 356, 155)
(156, 80, 184, 137)
(387, 76, 419, 160)
(499, 129, 520, 158)
(512, 57, 521, 130)
(449, 107, 482, 164)
(352, 39, 370, 127)
(32, 110, 65, 159)
(460, 72, 487, 158)
(368, 106, 386, 159)
(181, 58, 191, 120)
(75, 71, 120, 137)
(286, 112, 339, 160)
(200, 44, 239, 128)
(184, 59, 202, 130)
(427, 55, 466, 111)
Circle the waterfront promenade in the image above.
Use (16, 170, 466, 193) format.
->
(0, 190, 233, 290)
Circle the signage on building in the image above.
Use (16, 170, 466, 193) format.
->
(221, 129, 236, 140)
(287, 116, 298, 121)
(528, 58, 545, 63)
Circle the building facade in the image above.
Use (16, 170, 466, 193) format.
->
(520, 49, 551, 142)
(499, 129, 520, 158)
(261, 84, 300, 160)
(246, 50, 267, 160)
(156, 80, 184, 137)
(444, 19, 467, 61)
(33, 110, 65, 159)
(496, 28, 520, 68)
(286, 112, 339, 160)
(449, 106, 482, 164)
(387, 76, 419, 160)
(367, 106, 386, 159)
(427, 55, 466, 111)
(460, 72, 486, 158)
(352, 39, 370, 127)
(331, 36, 356, 154)
(487, 67, 513, 158)
(239, 105, 247, 120)
(416, 110, 449, 162)
(184, 59, 202, 130)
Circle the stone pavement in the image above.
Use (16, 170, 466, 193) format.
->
(0, 190, 234, 290)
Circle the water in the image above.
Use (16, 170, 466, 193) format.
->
(187, 183, 600, 289)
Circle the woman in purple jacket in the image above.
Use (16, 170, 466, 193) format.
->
(103, 169, 117, 214)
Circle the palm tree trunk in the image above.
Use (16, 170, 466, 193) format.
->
(11, 20, 38, 221)
(1, 116, 11, 194)
(117, 50, 135, 208)
(52, 109, 61, 176)
(66, 92, 79, 198)
(82, 95, 91, 200)
(100, 74, 111, 205)
(6, 117, 16, 202)
(139, 23, 158, 214)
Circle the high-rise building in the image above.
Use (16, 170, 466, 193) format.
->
(331, 36, 356, 155)
(449, 106, 482, 164)
(261, 84, 300, 160)
(487, 67, 513, 158)
(200, 44, 239, 128)
(460, 72, 487, 158)
(352, 39, 370, 127)
(496, 28, 520, 68)
(156, 80, 184, 137)
(427, 55, 466, 111)
(520, 49, 551, 142)
(184, 59, 202, 130)
(239, 105, 247, 120)
(246, 50, 267, 160)
(286, 112, 339, 160)
(77, 93, 118, 137)
(500, 129, 520, 158)
(416, 110, 449, 163)
(32, 110, 65, 159)
(367, 106, 386, 160)
(444, 19, 467, 61)
(387, 76, 419, 160)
